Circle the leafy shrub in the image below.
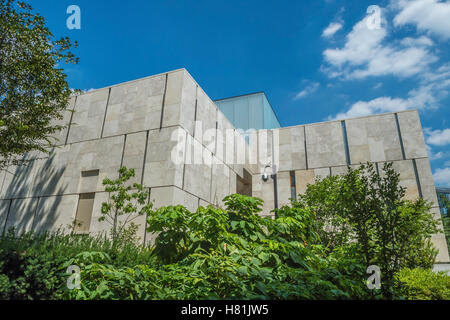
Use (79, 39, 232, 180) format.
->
(394, 268, 450, 300)
(296, 163, 439, 298)
(0, 229, 153, 300)
(66, 194, 371, 300)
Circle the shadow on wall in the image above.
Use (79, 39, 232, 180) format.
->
(1, 150, 71, 236)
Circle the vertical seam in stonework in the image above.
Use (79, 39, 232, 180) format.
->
(65, 95, 78, 145)
(375, 162, 380, 175)
(100, 88, 112, 139)
(159, 74, 169, 130)
(143, 188, 151, 246)
(304, 126, 308, 170)
(395, 113, 406, 160)
(329, 167, 332, 176)
(182, 131, 188, 190)
(2, 199, 12, 235)
(214, 111, 218, 156)
(141, 131, 150, 185)
(341, 120, 351, 165)
(120, 135, 127, 168)
(412, 159, 423, 199)
(193, 85, 198, 137)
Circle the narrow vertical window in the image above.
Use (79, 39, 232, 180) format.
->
(290, 171, 297, 201)
(73, 193, 95, 234)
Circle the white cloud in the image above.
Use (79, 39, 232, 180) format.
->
(425, 128, 450, 146)
(328, 81, 440, 119)
(426, 144, 444, 160)
(322, 22, 343, 38)
(433, 167, 450, 186)
(322, 13, 437, 79)
(373, 82, 383, 89)
(294, 82, 320, 100)
(399, 35, 433, 47)
(393, 0, 450, 39)
(330, 97, 409, 120)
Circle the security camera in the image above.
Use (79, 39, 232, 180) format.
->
(262, 163, 271, 182)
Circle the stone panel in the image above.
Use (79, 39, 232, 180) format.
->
(143, 126, 186, 188)
(0, 200, 11, 234)
(397, 111, 428, 159)
(122, 132, 147, 185)
(277, 126, 307, 172)
(1, 161, 38, 199)
(195, 87, 217, 154)
(67, 89, 109, 143)
(162, 70, 196, 136)
(103, 75, 165, 137)
(150, 186, 198, 212)
(277, 171, 291, 208)
(33, 195, 78, 234)
(23, 136, 125, 196)
(305, 122, 346, 168)
(380, 160, 419, 201)
(252, 174, 274, 216)
(210, 156, 230, 208)
(4, 198, 39, 235)
(415, 157, 439, 205)
(183, 138, 212, 202)
(346, 114, 403, 164)
(314, 167, 331, 180)
(331, 166, 349, 176)
(50, 96, 76, 146)
(216, 110, 236, 166)
(295, 170, 315, 195)
(229, 171, 237, 195)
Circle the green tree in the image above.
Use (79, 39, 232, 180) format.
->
(0, 0, 78, 169)
(296, 162, 439, 298)
(100, 167, 153, 244)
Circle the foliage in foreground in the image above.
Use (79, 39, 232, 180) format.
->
(0, 163, 447, 300)
(296, 163, 439, 298)
(65, 195, 370, 300)
(394, 268, 450, 300)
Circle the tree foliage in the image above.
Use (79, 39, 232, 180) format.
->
(0, 0, 78, 169)
(296, 162, 439, 298)
(100, 167, 153, 243)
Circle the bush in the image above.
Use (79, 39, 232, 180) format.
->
(64, 194, 371, 300)
(0, 229, 153, 300)
(394, 268, 450, 300)
(296, 163, 439, 298)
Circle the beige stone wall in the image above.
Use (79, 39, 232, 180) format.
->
(0, 69, 243, 243)
(0, 69, 447, 262)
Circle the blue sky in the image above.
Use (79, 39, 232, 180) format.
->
(28, 0, 450, 187)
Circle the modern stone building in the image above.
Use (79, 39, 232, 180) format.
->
(0, 68, 448, 262)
